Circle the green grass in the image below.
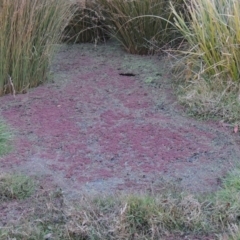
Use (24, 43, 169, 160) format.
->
(0, 0, 73, 95)
(0, 174, 35, 201)
(1, 169, 240, 239)
(0, 118, 33, 203)
(0, 120, 12, 155)
(214, 169, 240, 224)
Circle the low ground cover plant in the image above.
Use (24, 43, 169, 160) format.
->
(0, 0, 73, 95)
(171, 0, 240, 124)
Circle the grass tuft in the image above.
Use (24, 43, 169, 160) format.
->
(63, 1, 109, 44)
(0, 120, 12, 155)
(0, 174, 35, 201)
(125, 195, 157, 232)
(213, 168, 240, 228)
(0, 0, 73, 95)
(97, 0, 184, 55)
(171, 0, 240, 123)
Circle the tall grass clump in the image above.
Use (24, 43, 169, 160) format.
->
(97, 0, 184, 55)
(171, 0, 240, 123)
(0, 0, 73, 95)
(63, 0, 109, 44)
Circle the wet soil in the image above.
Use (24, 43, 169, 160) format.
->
(0, 41, 239, 199)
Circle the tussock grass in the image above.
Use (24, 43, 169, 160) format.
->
(171, 0, 240, 123)
(0, 0, 73, 95)
(63, 1, 109, 44)
(97, 0, 183, 55)
(2, 169, 240, 239)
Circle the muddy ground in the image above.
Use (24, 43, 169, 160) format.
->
(0, 40, 239, 199)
